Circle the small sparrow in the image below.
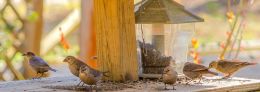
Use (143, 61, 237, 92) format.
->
(209, 59, 256, 79)
(183, 62, 218, 84)
(23, 52, 56, 78)
(63, 56, 108, 86)
(79, 66, 108, 87)
(162, 66, 177, 90)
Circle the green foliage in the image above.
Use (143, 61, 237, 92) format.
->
(26, 11, 39, 22)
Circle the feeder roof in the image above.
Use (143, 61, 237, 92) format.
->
(135, 0, 204, 24)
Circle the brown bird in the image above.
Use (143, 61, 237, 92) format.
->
(209, 59, 256, 79)
(63, 56, 107, 86)
(23, 52, 56, 78)
(79, 66, 108, 90)
(63, 56, 88, 86)
(162, 66, 177, 90)
(183, 62, 218, 84)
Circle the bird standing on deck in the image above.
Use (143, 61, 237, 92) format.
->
(23, 52, 56, 78)
(209, 59, 256, 79)
(79, 66, 108, 90)
(63, 56, 107, 86)
(162, 66, 177, 90)
(63, 56, 87, 86)
(183, 62, 218, 84)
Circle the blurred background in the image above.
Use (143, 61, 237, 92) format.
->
(0, 0, 260, 81)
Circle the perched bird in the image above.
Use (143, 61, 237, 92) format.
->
(63, 56, 108, 86)
(183, 62, 218, 84)
(162, 66, 177, 90)
(23, 52, 56, 78)
(209, 59, 256, 79)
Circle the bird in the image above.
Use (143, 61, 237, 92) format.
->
(183, 62, 218, 84)
(79, 66, 108, 90)
(209, 59, 256, 79)
(161, 66, 177, 90)
(63, 56, 108, 86)
(22, 52, 56, 78)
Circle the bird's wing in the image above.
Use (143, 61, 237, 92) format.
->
(76, 59, 103, 77)
(217, 60, 245, 71)
(219, 60, 240, 66)
(186, 62, 208, 72)
(30, 57, 50, 68)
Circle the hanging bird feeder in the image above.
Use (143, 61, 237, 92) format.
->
(135, 0, 204, 77)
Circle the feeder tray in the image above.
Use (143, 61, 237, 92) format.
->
(139, 41, 173, 78)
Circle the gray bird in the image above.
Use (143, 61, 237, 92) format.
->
(183, 62, 218, 84)
(162, 66, 177, 90)
(63, 56, 108, 86)
(23, 52, 56, 78)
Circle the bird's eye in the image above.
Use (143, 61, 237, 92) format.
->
(66, 58, 70, 60)
(166, 69, 170, 72)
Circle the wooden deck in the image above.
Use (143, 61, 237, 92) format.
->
(0, 76, 259, 92)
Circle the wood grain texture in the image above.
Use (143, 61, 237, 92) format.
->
(94, 0, 138, 81)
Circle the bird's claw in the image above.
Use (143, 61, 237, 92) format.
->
(32, 77, 41, 80)
(221, 76, 230, 79)
(195, 82, 203, 84)
(185, 83, 190, 85)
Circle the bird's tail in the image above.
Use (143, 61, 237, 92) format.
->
(49, 67, 57, 72)
(102, 71, 110, 77)
(240, 62, 257, 67)
(245, 62, 257, 65)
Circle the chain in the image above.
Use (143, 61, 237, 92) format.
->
(140, 0, 148, 57)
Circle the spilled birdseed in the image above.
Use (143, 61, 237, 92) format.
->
(43, 80, 162, 91)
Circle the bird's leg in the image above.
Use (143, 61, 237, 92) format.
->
(81, 83, 85, 86)
(195, 78, 203, 84)
(32, 73, 39, 79)
(89, 85, 92, 91)
(164, 83, 167, 90)
(186, 79, 192, 85)
(185, 76, 192, 85)
(172, 85, 176, 90)
(77, 81, 83, 86)
(94, 85, 97, 91)
(222, 73, 231, 79)
(38, 73, 44, 79)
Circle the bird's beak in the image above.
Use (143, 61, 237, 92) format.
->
(162, 72, 166, 74)
(63, 59, 67, 62)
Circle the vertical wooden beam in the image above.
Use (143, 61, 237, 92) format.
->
(94, 0, 138, 81)
(79, 0, 97, 68)
(22, 0, 43, 78)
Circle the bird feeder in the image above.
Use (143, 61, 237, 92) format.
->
(135, 0, 204, 75)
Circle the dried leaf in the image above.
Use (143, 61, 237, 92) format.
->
(59, 27, 70, 51)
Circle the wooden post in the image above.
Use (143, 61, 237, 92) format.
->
(22, 0, 43, 78)
(79, 0, 97, 69)
(94, 0, 138, 81)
